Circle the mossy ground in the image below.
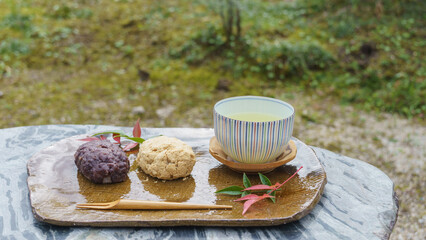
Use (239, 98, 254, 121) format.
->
(1, 0, 424, 129)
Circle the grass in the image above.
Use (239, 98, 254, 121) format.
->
(0, 0, 425, 129)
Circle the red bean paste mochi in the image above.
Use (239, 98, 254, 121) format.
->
(74, 140, 130, 184)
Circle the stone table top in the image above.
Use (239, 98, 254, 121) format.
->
(0, 125, 398, 240)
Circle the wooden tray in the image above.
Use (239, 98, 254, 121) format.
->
(27, 134, 326, 227)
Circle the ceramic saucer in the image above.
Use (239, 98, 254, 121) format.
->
(209, 137, 297, 174)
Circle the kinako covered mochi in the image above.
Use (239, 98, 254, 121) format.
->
(137, 136, 196, 180)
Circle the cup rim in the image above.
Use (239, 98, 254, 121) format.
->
(214, 95, 295, 123)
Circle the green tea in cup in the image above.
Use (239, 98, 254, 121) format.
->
(214, 96, 295, 164)
(228, 112, 282, 122)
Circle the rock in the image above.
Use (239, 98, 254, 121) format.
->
(216, 78, 231, 91)
(156, 105, 175, 119)
(311, 147, 399, 239)
(1, 126, 398, 239)
(138, 69, 150, 81)
(132, 106, 145, 115)
(360, 42, 376, 57)
(0, 90, 3, 98)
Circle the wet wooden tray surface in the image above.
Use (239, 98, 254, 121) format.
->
(27, 132, 327, 227)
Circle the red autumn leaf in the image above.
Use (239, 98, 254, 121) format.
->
(79, 137, 101, 141)
(215, 165, 304, 215)
(113, 133, 121, 144)
(133, 119, 141, 138)
(122, 142, 139, 151)
(241, 194, 274, 215)
(234, 194, 261, 202)
(242, 199, 258, 215)
(243, 184, 278, 191)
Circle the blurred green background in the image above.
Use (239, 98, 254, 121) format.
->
(0, 1, 425, 238)
(0, 0, 424, 128)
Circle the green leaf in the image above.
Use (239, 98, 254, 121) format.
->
(92, 131, 129, 138)
(243, 173, 251, 188)
(92, 132, 145, 144)
(269, 191, 276, 203)
(124, 136, 145, 143)
(258, 173, 272, 186)
(215, 186, 244, 195)
(241, 191, 250, 197)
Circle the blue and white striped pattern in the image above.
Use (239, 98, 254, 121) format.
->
(214, 96, 295, 164)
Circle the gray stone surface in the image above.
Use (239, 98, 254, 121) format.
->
(0, 125, 398, 239)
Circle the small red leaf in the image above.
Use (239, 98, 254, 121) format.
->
(243, 184, 275, 191)
(241, 194, 274, 215)
(113, 133, 121, 144)
(234, 194, 260, 202)
(133, 119, 141, 138)
(122, 142, 139, 151)
(79, 137, 100, 141)
(242, 199, 258, 215)
(99, 135, 107, 140)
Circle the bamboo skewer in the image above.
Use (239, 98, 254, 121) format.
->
(76, 199, 232, 210)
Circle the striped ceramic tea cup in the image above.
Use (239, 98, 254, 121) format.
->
(213, 96, 295, 164)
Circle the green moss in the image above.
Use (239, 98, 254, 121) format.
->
(0, 0, 425, 128)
